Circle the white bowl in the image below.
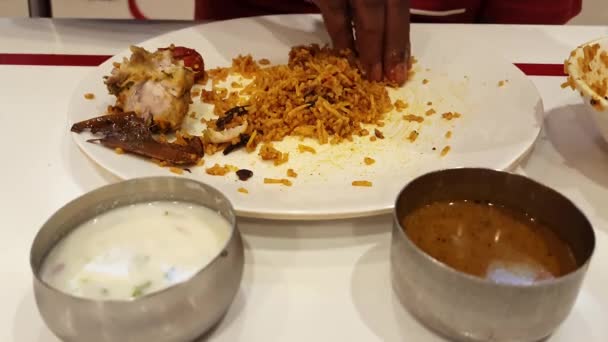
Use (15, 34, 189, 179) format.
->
(565, 37, 608, 141)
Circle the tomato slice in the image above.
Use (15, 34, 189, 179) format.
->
(159, 46, 205, 80)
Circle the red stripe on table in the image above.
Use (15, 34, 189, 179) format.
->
(513, 63, 566, 77)
(0, 53, 567, 76)
(0, 54, 111, 66)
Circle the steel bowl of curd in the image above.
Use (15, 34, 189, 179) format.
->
(30, 177, 244, 342)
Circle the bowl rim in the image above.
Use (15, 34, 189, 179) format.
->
(565, 36, 608, 110)
(30, 176, 241, 305)
(391, 167, 596, 289)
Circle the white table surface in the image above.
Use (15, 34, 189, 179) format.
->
(1, 18, 608, 341)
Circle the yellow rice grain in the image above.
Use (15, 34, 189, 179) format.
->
(206, 164, 231, 176)
(408, 130, 419, 142)
(352, 180, 372, 187)
(264, 178, 292, 186)
(298, 144, 317, 154)
(403, 114, 424, 122)
(287, 169, 298, 178)
(169, 167, 183, 175)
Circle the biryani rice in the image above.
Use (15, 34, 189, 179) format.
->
(202, 44, 394, 155)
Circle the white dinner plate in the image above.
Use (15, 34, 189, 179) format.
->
(67, 14, 543, 220)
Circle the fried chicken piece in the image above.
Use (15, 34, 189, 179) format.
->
(104, 46, 202, 132)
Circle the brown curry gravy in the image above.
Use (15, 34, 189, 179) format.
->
(402, 200, 578, 284)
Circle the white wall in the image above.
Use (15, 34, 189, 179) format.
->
(0, 0, 29, 17)
(570, 0, 608, 25)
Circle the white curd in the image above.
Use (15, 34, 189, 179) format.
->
(40, 201, 231, 300)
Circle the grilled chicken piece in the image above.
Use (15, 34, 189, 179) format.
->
(104, 46, 202, 132)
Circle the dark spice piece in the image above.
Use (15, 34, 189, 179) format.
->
(216, 105, 249, 130)
(223, 134, 250, 155)
(303, 90, 315, 99)
(303, 91, 317, 108)
(374, 129, 385, 139)
(236, 169, 254, 181)
(303, 93, 335, 108)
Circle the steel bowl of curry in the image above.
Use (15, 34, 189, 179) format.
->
(391, 168, 595, 342)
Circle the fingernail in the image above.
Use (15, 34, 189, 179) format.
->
(370, 63, 382, 81)
(389, 63, 407, 84)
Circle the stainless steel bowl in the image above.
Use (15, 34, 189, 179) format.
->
(30, 177, 244, 342)
(391, 168, 595, 342)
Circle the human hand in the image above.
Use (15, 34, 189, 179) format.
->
(313, 0, 410, 85)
